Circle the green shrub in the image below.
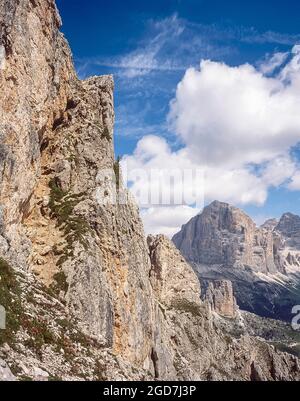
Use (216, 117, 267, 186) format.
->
(113, 156, 121, 191)
(50, 271, 69, 295)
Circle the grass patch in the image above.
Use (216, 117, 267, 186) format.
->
(19, 375, 33, 381)
(170, 299, 202, 317)
(22, 316, 55, 350)
(0, 258, 23, 345)
(49, 375, 63, 381)
(48, 178, 90, 267)
(50, 271, 69, 296)
(269, 341, 300, 358)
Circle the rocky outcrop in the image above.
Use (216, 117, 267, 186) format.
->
(0, 0, 154, 369)
(0, 0, 300, 381)
(204, 280, 237, 318)
(173, 201, 300, 321)
(0, 260, 152, 381)
(261, 218, 278, 231)
(148, 235, 201, 306)
(146, 236, 300, 381)
(276, 213, 300, 250)
(173, 200, 284, 274)
(277, 213, 300, 237)
(1, 231, 299, 381)
(0, 359, 15, 381)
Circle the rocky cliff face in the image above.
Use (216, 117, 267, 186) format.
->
(276, 213, 300, 260)
(173, 200, 285, 274)
(0, 0, 154, 369)
(204, 280, 237, 319)
(173, 201, 300, 321)
(146, 236, 300, 381)
(0, 0, 300, 381)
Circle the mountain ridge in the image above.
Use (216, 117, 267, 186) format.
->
(173, 200, 300, 321)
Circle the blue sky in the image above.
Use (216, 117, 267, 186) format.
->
(57, 0, 300, 235)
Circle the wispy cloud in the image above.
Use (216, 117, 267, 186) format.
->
(186, 22, 300, 46)
(75, 14, 300, 147)
(75, 14, 185, 78)
(258, 51, 289, 75)
(76, 15, 300, 80)
(76, 14, 234, 79)
(241, 29, 300, 45)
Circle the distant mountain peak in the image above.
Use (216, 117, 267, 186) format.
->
(173, 200, 288, 273)
(276, 211, 300, 242)
(260, 218, 278, 231)
(278, 211, 300, 222)
(207, 200, 231, 208)
(173, 201, 300, 321)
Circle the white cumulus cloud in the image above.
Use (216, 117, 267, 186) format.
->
(259, 51, 289, 75)
(288, 171, 300, 190)
(169, 46, 300, 168)
(141, 205, 199, 237)
(122, 46, 300, 236)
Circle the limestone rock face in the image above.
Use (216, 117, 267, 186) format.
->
(277, 213, 300, 236)
(173, 200, 283, 274)
(173, 201, 300, 321)
(0, 0, 75, 254)
(204, 280, 237, 318)
(260, 218, 278, 231)
(0, 264, 153, 381)
(0, 359, 15, 381)
(148, 235, 201, 306)
(1, 0, 300, 382)
(0, 0, 153, 369)
(147, 235, 300, 381)
(276, 213, 300, 249)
